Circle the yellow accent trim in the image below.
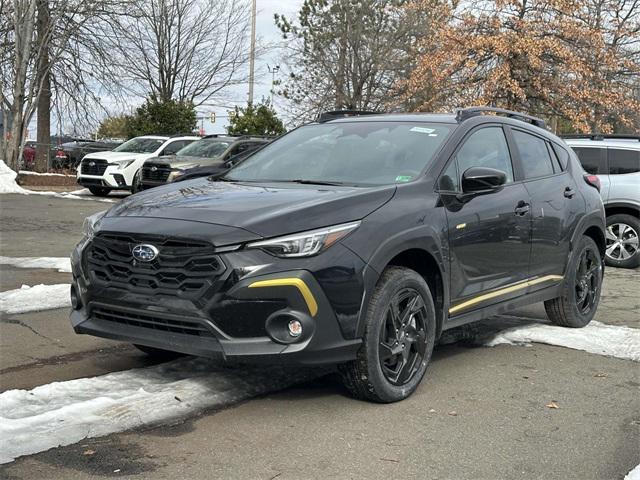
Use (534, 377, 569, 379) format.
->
(249, 278, 318, 317)
(456, 223, 467, 230)
(449, 275, 563, 315)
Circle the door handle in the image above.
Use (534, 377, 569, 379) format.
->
(514, 201, 530, 216)
(564, 187, 576, 198)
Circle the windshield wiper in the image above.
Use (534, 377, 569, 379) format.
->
(287, 179, 346, 186)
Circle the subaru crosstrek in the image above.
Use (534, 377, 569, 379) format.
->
(70, 107, 606, 403)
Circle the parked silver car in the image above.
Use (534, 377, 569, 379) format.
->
(565, 135, 639, 268)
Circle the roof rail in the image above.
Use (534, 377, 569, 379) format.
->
(316, 110, 380, 123)
(456, 106, 546, 129)
(562, 134, 640, 142)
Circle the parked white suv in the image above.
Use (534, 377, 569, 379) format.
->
(76, 135, 199, 196)
(564, 135, 640, 268)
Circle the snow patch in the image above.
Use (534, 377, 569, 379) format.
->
(0, 284, 70, 314)
(0, 160, 29, 194)
(625, 464, 640, 480)
(0, 358, 319, 464)
(0, 256, 71, 273)
(485, 320, 640, 362)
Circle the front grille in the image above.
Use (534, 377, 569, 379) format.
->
(93, 305, 214, 337)
(141, 162, 171, 183)
(81, 158, 108, 176)
(86, 233, 225, 298)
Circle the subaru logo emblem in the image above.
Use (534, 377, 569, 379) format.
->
(89, 161, 95, 167)
(151, 166, 157, 172)
(132, 244, 159, 262)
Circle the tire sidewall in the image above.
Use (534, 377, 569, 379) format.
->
(362, 269, 436, 402)
(563, 236, 603, 326)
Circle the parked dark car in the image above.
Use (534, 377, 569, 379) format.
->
(139, 135, 270, 190)
(71, 107, 605, 403)
(53, 139, 123, 170)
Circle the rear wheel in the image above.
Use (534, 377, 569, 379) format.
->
(545, 236, 603, 328)
(88, 186, 111, 197)
(133, 344, 183, 360)
(339, 267, 436, 403)
(604, 214, 639, 269)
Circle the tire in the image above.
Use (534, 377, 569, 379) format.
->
(133, 344, 183, 360)
(339, 266, 436, 403)
(88, 186, 111, 197)
(544, 235, 603, 328)
(131, 170, 142, 194)
(604, 214, 639, 269)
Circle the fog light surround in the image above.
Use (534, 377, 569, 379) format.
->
(265, 310, 314, 344)
(70, 284, 82, 310)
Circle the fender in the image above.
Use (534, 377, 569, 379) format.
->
(353, 223, 449, 339)
(569, 210, 606, 256)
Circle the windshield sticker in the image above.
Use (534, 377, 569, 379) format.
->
(410, 126, 436, 134)
(395, 175, 413, 182)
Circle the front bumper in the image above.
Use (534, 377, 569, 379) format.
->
(70, 237, 363, 365)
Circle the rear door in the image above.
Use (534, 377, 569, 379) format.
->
(439, 125, 532, 314)
(509, 128, 583, 280)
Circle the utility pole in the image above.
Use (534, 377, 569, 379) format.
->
(248, 0, 257, 105)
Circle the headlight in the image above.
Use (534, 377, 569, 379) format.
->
(108, 160, 135, 170)
(167, 169, 185, 182)
(82, 210, 107, 239)
(247, 221, 360, 258)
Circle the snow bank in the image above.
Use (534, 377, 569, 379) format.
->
(19, 170, 74, 177)
(0, 284, 70, 314)
(0, 358, 319, 464)
(0, 160, 115, 203)
(485, 320, 640, 362)
(0, 256, 71, 273)
(0, 160, 28, 194)
(625, 464, 640, 480)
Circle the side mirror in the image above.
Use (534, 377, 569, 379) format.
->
(461, 167, 507, 194)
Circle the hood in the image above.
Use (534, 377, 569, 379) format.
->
(84, 151, 147, 161)
(107, 178, 396, 239)
(153, 155, 223, 169)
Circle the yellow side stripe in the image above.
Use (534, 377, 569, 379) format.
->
(249, 278, 318, 317)
(449, 275, 563, 315)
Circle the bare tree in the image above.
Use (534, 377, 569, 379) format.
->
(0, 0, 133, 171)
(105, 0, 252, 107)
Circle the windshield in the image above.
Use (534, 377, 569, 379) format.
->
(114, 137, 165, 154)
(177, 138, 231, 158)
(225, 122, 453, 185)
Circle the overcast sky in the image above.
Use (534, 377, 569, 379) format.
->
(199, 0, 303, 134)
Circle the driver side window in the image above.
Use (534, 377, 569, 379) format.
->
(455, 127, 514, 187)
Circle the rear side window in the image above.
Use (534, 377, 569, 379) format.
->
(571, 147, 602, 174)
(456, 127, 514, 183)
(512, 130, 554, 179)
(608, 148, 640, 174)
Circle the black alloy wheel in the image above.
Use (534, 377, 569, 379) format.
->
(379, 288, 429, 386)
(574, 246, 602, 316)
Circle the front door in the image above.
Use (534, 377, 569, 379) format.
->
(439, 126, 532, 315)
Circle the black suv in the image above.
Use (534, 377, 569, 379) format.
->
(70, 108, 605, 403)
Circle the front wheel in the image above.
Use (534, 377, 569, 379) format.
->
(131, 169, 143, 193)
(339, 266, 436, 403)
(544, 235, 603, 328)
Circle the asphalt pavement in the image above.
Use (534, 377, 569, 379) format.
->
(0, 192, 638, 480)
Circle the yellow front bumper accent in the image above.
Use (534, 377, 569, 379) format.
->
(248, 278, 319, 317)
